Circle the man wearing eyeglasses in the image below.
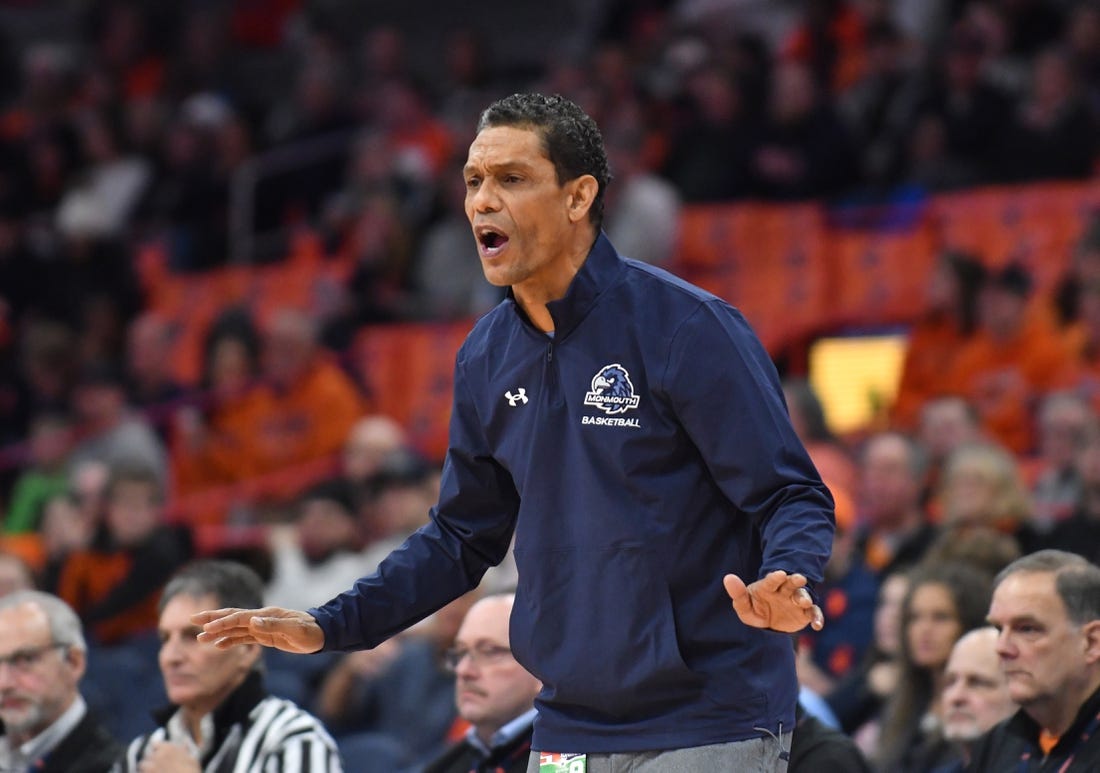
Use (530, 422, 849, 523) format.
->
(425, 593, 541, 773)
(0, 590, 122, 773)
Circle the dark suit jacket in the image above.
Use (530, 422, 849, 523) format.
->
(2, 710, 123, 773)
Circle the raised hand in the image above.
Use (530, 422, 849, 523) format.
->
(723, 570, 824, 633)
(192, 606, 325, 653)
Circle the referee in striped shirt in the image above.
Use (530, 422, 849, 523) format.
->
(114, 561, 343, 772)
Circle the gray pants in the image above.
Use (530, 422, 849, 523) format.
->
(526, 733, 792, 773)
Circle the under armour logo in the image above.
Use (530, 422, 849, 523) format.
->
(505, 388, 528, 406)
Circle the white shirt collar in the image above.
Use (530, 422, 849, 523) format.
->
(0, 694, 87, 769)
(464, 708, 538, 757)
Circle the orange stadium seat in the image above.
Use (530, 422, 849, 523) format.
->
(350, 320, 475, 461)
(827, 219, 939, 327)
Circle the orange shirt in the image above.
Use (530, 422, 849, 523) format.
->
(892, 314, 971, 430)
(945, 322, 1073, 453)
(174, 356, 365, 495)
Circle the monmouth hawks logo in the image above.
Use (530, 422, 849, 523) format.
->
(584, 364, 640, 415)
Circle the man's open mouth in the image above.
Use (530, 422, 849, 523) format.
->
(476, 227, 509, 256)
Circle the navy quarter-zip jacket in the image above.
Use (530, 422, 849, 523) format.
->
(310, 233, 835, 753)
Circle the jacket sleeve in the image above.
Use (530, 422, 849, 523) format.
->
(309, 351, 520, 651)
(662, 300, 835, 586)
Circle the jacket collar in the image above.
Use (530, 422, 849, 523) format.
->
(1003, 682, 1100, 752)
(507, 232, 623, 338)
(153, 670, 267, 744)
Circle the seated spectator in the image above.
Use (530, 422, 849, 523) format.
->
(826, 570, 908, 748)
(117, 560, 343, 771)
(36, 491, 94, 593)
(750, 60, 857, 199)
(340, 414, 410, 492)
(56, 462, 192, 644)
(938, 441, 1041, 554)
(945, 262, 1071, 454)
(219, 309, 365, 494)
(123, 312, 184, 439)
(916, 396, 984, 509)
(970, 550, 1100, 772)
(891, 252, 985, 431)
(660, 63, 755, 202)
(855, 432, 936, 577)
(910, 22, 1013, 187)
(359, 448, 439, 559)
(265, 478, 367, 611)
(171, 309, 264, 495)
(0, 590, 122, 772)
(1044, 426, 1100, 565)
(995, 46, 1098, 183)
(1027, 391, 1094, 528)
(3, 411, 72, 535)
(67, 361, 167, 487)
(603, 122, 681, 267)
(921, 525, 1022, 580)
(423, 593, 541, 773)
(873, 562, 992, 772)
(935, 627, 1015, 772)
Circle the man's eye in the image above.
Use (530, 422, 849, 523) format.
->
(465, 178, 480, 188)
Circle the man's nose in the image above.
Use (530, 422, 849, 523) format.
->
(469, 181, 499, 212)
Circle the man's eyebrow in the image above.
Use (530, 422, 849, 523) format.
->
(464, 159, 536, 175)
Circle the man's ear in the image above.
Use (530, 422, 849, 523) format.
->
(1084, 620, 1100, 665)
(566, 175, 599, 223)
(66, 645, 87, 682)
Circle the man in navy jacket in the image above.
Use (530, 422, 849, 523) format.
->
(197, 93, 835, 771)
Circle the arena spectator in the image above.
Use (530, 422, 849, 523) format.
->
(0, 590, 122, 772)
(67, 361, 167, 488)
(826, 569, 909, 743)
(970, 550, 1100, 772)
(1044, 425, 1100, 565)
(56, 461, 192, 644)
(996, 47, 1098, 182)
(117, 560, 343, 771)
(855, 432, 936, 576)
(1027, 391, 1095, 528)
(3, 411, 72, 535)
(937, 441, 1040, 554)
(873, 561, 992, 772)
(945, 262, 1071, 454)
(422, 593, 540, 773)
(265, 478, 367, 612)
(936, 627, 1016, 771)
(892, 252, 986, 431)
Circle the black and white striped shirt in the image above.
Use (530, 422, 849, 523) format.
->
(116, 673, 343, 772)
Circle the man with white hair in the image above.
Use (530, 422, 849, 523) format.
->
(937, 626, 1015, 770)
(0, 590, 121, 772)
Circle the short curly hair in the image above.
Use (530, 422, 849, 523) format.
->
(477, 93, 610, 230)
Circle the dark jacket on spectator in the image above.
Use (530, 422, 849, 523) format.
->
(966, 685, 1100, 772)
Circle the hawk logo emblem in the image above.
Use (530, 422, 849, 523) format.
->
(504, 388, 528, 406)
(584, 364, 640, 415)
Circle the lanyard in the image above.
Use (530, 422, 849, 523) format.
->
(1017, 709, 1100, 773)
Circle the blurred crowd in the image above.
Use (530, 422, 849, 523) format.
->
(1, 0, 1100, 770)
